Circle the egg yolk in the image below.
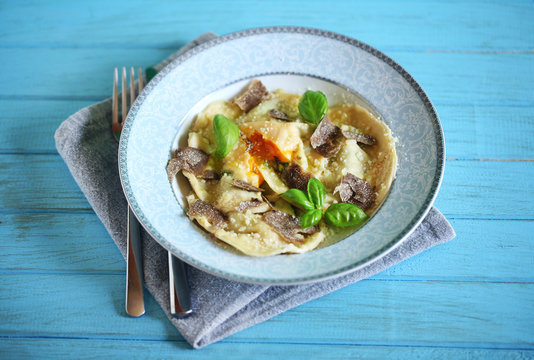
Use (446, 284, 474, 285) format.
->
(247, 132, 290, 162)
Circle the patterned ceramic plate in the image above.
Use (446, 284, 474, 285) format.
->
(119, 27, 444, 284)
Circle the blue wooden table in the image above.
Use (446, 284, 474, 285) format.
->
(1, 1, 533, 358)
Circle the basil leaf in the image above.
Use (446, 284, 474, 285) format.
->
(300, 209, 323, 229)
(324, 203, 369, 227)
(307, 177, 326, 210)
(213, 114, 240, 158)
(280, 189, 315, 211)
(298, 90, 328, 125)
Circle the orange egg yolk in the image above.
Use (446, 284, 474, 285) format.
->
(247, 132, 291, 162)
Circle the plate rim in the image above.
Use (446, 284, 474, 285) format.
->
(118, 26, 445, 285)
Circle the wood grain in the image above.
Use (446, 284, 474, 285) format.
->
(0, 0, 532, 357)
(438, 104, 534, 159)
(1, 0, 533, 51)
(0, 99, 93, 154)
(0, 154, 90, 211)
(1, 338, 532, 360)
(1, 273, 532, 348)
(2, 100, 534, 160)
(1, 213, 533, 283)
(1, 155, 532, 218)
(1, 49, 532, 106)
(0, 213, 122, 272)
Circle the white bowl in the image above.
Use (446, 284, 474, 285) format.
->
(119, 27, 445, 284)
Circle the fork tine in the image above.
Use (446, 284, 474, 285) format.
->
(138, 67, 143, 93)
(130, 67, 135, 107)
(122, 67, 127, 124)
(112, 68, 119, 134)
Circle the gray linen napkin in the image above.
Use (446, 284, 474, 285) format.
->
(54, 33, 456, 349)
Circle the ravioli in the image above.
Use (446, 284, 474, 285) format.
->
(168, 80, 397, 256)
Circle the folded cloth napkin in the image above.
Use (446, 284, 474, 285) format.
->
(54, 32, 456, 349)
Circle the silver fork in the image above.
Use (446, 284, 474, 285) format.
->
(112, 67, 192, 318)
(113, 67, 145, 317)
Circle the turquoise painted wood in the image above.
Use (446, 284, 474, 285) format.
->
(2, 100, 534, 159)
(0, 0, 533, 358)
(2, 155, 533, 218)
(2, 273, 533, 346)
(2, 214, 533, 281)
(3, 339, 532, 360)
(1, 0, 533, 51)
(2, 49, 533, 105)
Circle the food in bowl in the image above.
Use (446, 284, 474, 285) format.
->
(167, 79, 397, 256)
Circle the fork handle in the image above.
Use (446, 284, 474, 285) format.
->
(169, 252, 192, 318)
(125, 207, 145, 317)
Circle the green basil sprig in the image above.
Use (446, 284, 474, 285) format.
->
(307, 178, 326, 209)
(213, 114, 240, 158)
(298, 90, 328, 125)
(300, 209, 323, 229)
(324, 203, 368, 227)
(280, 177, 368, 229)
(279, 188, 315, 211)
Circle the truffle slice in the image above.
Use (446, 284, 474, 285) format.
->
(199, 170, 220, 180)
(187, 200, 227, 228)
(268, 109, 291, 121)
(282, 163, 311, 192)
(235, 199, 270, 213)
(310, 116, 342, 158)
(231, 180, 264, 192)
(233, 79, 268, 112)
(334, 173, 375, 211)
(341, 130, 376, 145)
(166, 147, 209, 181)
(262, 210, 319, 243)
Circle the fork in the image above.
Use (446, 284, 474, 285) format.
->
(112, 67, 192, 318)
(113, 67, 145, 317)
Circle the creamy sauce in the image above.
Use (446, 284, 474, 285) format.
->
(178, 88, 397, 256)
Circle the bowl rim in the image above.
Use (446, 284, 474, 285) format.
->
(118, 26, 445, 284)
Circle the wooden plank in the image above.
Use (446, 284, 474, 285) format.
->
(2, 100, 533, 159)
(1, 273, 532, 348)
(437, 104, 534, 159)
(1, 213, 533, 283)
(433, 160, 534, 219)
(0, 154, 90, 211)
(1, 49, 533, 105)
(1, 0, 533, 51)
(0, 100, 93, 154)
(1, 338, 531, 360)
(0, 213, 122, 272)
(392, 52, 534, 105)
(0, 48, 170, 98)
(272, 281, 534, 348)
(1, 154, 532, 217)
(0, 273, 178, 339)
(379, 218, 534, 282)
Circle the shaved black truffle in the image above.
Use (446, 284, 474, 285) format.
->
(199, 170, 220, 180)
(334, 173, 375, 211)
(166, 147, 210, 181)
(235, 199, 269, 213)
(310, 116, 342, 158)
(282, 163, 311, 192)
(341, 130, 376, 145)
(231, 180, 264, 192)
(268, 109, 291, 121)
(233, 79, 268, 112)
(262, 210, 319, 243)
(187, 200, 227, 228)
